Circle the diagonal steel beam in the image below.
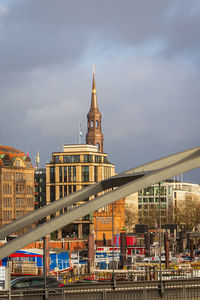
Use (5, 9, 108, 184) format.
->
(0, 173, 144, 240)
(0, 146, 199, 240)
(0, 147, 200, 260)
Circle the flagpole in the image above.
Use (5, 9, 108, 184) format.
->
(79, 123, 80, 144)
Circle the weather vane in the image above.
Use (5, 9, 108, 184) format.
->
(93, 64, 95, 74)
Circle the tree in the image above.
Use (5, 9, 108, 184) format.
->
(138, 205, 160, 228)
(125, 206, 137, 232)
(174, 194, 200, 231)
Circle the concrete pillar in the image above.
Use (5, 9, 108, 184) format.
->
(190, 239, 194, 262)
(145, 232, 150, 257)
(165, 241, 169, 269)
(88, 234, 95, 273)
(43, 235, 50, 276)
(78, 223, 83, 239)
(120, 232, 127, 268)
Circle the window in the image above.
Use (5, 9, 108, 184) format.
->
(69, 185, 72, 194)
(97, 143, 100, 151)
(68, 166, 71, 182)
(96, 120, 98, 128)
(94, 166, 98, 182)
(95, 156, 101, 163)
(84, 155, 93, 163)
(59, 186, 62, 198)
(63, 155, 80, 163)
(91, 120, 94, 127)
(82, 166, 89, 182)
(64, 186, 67, 196)
(161, 197, 166, 202)
(64, 166, 67, 182)
(50, 186, 55, 202)
(144, 187, 154, 196)
(50, 167, 55, 183)
(73, 166, 76, 182)
(73, 185, 76, 192)
(54, 156, 60, 163)
(59, 166, 62, 182)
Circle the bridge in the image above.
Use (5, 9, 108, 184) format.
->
(5, 278, 200, 299)
(0, 146, 200, 260)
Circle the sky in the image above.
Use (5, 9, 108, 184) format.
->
(0, 0, 200, 183)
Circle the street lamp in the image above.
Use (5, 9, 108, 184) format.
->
(159, 182, 164, 297)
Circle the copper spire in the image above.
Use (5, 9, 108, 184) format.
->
(86, 66, 104, 152)
(91, 64, 98, 109)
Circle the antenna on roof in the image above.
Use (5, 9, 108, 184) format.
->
(79, 123, 83, 144)
(35, 152, 40, 171)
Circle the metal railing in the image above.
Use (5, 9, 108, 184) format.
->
(3, 278, 200, 299)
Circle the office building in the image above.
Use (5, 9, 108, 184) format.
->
(138, 180, 200, 225)
(0, 145, 34, 232)
(46, 69, 125, 241)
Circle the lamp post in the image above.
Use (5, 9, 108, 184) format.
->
(112, 203, 115, 288)
(159, 182, 164, 297)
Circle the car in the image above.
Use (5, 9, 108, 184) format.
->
(11, 276, 63, 289)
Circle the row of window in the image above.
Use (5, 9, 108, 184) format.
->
(50, 185, 78, 202)
(138, 197, 167, 203)
(3, 210, 12, 220)
(3, 172, 12, 181)
(15, 184, 33, 194)
(14, 172, 24, 182)
(14, 172, 33, 183)
(138, 204, 167, 210)
(34, 186, 45, 193)
(139, 210, 167, 217)
(14, 159, 24, 167)
(90, 119, 99, 129)
(138, 186, 171, 196)
(3, 172, 33, 183)
(16, 198, 34, 208)
(53, 154, 108, 164)
(16, 211, 25, 218)
(3, 184, 12, 194)
(34, 177, 45, 183)
(50, 166, 89, 183)
(3, 197, 12, 207)
(50, 165, 112, 184)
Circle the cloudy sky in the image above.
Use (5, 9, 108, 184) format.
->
(0, 0, 200, 182)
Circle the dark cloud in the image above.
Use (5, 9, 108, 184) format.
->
(0, 0, 200, 183)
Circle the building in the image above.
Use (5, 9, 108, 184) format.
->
(0, 145, 34, 231)
(137, 180, 200, 225)
(46, 69, 125, 241)
(34, 168, 46, 209)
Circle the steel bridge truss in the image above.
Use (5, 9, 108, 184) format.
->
(0, 146, 200, 260)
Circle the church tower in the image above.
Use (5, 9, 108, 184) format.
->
(86, 67, 104, 152)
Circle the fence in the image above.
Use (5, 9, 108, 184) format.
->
(5, 278, 200, 300)
(60, 267, 200, 283)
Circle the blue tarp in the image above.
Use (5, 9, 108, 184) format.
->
(2, 250, 70, 271)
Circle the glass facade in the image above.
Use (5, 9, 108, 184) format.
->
(82, 166, 89, 182)
(50, 167, 55, 183)
(63, 155, 80, 163)
(73, 166, 76, 182)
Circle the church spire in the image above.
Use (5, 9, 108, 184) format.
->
(86, 66, 104, 152)
(90, 64, 98, 109)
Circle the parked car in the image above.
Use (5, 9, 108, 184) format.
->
(11, 276, 63, 289)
